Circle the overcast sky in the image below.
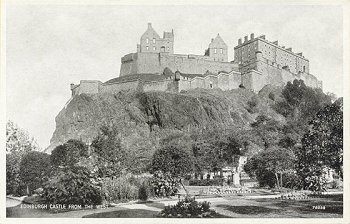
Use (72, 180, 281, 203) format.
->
(6, 4, 343, 148)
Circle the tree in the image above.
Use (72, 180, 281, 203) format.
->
(151, 145, 194, 195)
(275, 80, 331, 130)
(19, 151, 51, 195)
(50, 139, 89, 168)
(91, 126, 127, 178)
(295, 99, 343, 191)
(250, 115, 283, 149)
(6, 120, 40, 195)
(6, 120, 39, 153)
(244, 147, 296, 188)
(43, 166, 102, 206)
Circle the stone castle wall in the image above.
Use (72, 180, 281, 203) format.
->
(71, 70, 243, 97)
(120, 52, 238, 77)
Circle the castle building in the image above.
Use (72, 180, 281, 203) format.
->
(70, 23, 322, 97)
(137, 23, 174, 54)
(120, 23, 236, 77)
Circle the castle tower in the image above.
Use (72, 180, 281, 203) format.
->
(138, 23, 174, 54)
(206, 34, 228, 62)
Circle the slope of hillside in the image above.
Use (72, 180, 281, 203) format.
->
(46, 88, 284, 154)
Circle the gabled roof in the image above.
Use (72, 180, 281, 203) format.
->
(141, 23, 160, 39)
(209, 33, 227, 48)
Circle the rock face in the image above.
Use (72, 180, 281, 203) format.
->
(46, 88, 283, 154)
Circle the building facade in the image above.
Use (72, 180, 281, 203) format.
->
(70, 24, 322, 97)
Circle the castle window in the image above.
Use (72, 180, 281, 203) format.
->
(153, 38, 156, 44)
(220, 48, 223, 54)
(214, 48, 217, 54)
(146, 38, 149, 44)
(153, 46, 156, 51)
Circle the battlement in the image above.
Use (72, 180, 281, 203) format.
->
(70, 23, 322, 97)
(235, 33, 307, 60)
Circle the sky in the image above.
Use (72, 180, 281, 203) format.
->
(5, 3, 344, 149)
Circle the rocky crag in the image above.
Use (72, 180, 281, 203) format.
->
(46, 87, 284, 155)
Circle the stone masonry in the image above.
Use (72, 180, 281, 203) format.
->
(70, 23, 322, 97)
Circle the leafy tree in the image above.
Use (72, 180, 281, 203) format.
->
(244, 147, 296, 188)
(151, 145, 194, 195)
(295, 99, 343, 191)
(6, 120, 39, 195)
(250, 115, 283, 149)
(191, 129, 244, 178)
(275, 79, 331, 130)
(6, 120, 39, 153)
(50, 139, 89, 168)
(19, 151, 51, 195)
(43, 166, 102, 206)
(6, 152, 24, 195)
(91, 126, 127, 178)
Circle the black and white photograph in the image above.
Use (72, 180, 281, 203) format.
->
(2, 0, 348, 222)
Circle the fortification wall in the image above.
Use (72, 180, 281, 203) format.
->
(143, 80, 170, 92)
(101, 80, 139, 94)
(120, 52, 238, 76)
(242, 70, 266, 92)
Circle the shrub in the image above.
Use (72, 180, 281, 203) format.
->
(188, 178, 224, 186)
(159, 196, 219, 218)
(102, 174, 138, 203)
(19, 151, 51, 195)
(151, 171, 179, 197)
(247, 97, 259, 113)
(138, 184, 148, 201)
(43, 166, 102, 206)
(268, 92, 275, 101)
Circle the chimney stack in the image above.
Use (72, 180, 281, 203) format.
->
(238, 38, 242, 45)
(250, 33, 255, 40)
(211, 38, 214, 43)
(244, 35, 248, 43)
(148, 23, 152, 28)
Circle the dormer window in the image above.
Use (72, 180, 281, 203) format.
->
(153, 38, 156, 44)
(146, 38, 149, 44)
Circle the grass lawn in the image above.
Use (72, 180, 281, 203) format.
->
(83, 209, 159, 218)
(212, 194, 343, 218)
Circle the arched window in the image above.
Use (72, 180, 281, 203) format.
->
(153, 38, 156, 44)
(153, 46, 156, 51)
(214, 48, 217, 54)
(146, 46, 149, 51)
(146, 38, 149, 44)
(220, 48, 223, 54)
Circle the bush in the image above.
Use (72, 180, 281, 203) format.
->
(43, 166, 102, 206)
(102, 174, 138, 203)
(247, 97, 259, 113)
(188, 178, 224, 186)
(268, 92, 275, 101)
(151, 171, 179, 197)
(159, 196, 219, 218)
(19, 151, 51, 195)
(138, 184, 148, 201)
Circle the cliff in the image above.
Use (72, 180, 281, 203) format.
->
(46, 87, 284, 154)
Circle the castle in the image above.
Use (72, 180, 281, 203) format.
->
(70, 23, 322, 97)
